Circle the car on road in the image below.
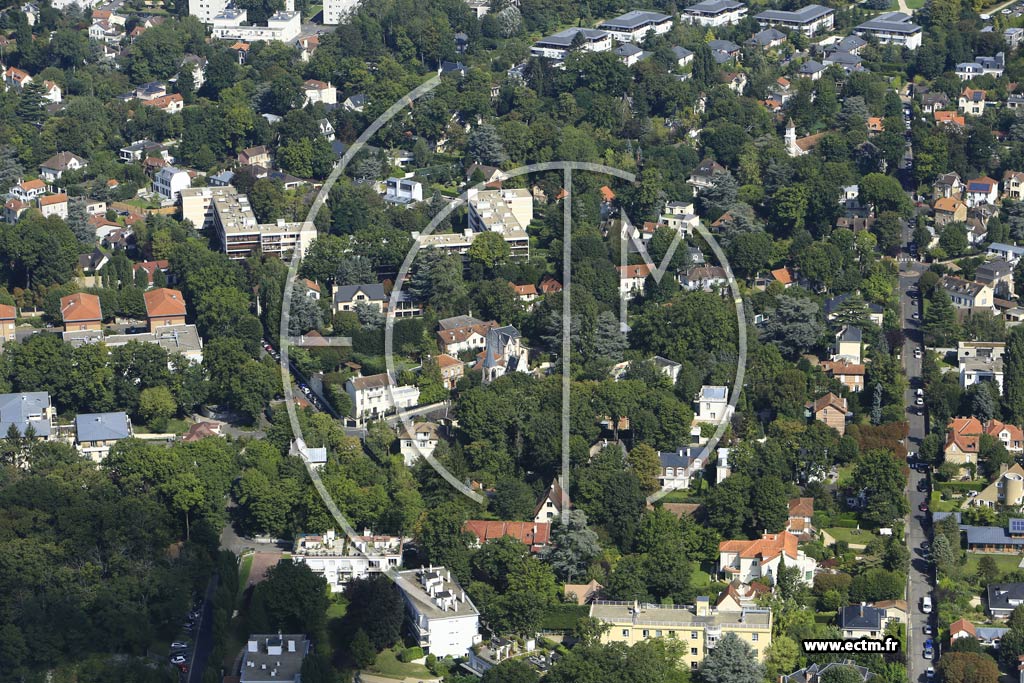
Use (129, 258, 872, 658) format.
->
(918, 502, 929, 512)
(914, 349, 922, 358)
(912, 312, 920, 319)
(926, 666, 935, 679)
(170, 654, 187, 665)
(921, 540, 931, 551)
(171, 641, 190, 650)
(922, 596, 933, 613)
(916, 396, 924, 406)
(917, 479, 928, 492)
(923, 623, 933, 636)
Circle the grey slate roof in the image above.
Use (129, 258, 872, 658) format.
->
(855, 12, 921, 34)
(835, 35, 867, 52)
(598, 10, 671, 30)
(0, 392, 52, 438)
(987, 583, 1024, 613)
(658, 446, 700, 468)
(536, 27, 608, 47)
(685, 0, 744, 13)
(614, 43, 645, 57)
(837, 604, 885, 630)
(333, 283, 386, 304)
(672, 46, 694, 61)
(76, 412, 131, 442)
(747, 28, 786, 46)
(755, 4, 831, 23)
(839, 326, 863, 343)
(708, 39, 740, 53)
(799, 59, 826, 75)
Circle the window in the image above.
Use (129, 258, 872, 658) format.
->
(691, 662, 698, 670)
(668, 631, 676, 638)
(752, 633, 758, 641)
(655, 630, 662, 637)
(642, 630, 649, 638)
(621, 629, 629, 638)
(691, 648, 698, 656)
(691, 632, 698, 639)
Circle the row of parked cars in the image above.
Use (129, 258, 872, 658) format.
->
(168, 604, 201, 674)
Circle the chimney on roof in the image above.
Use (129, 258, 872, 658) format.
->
(860, 602, 865, 617)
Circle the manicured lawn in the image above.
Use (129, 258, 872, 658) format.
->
(929, 491, 960, 513)
(962, 552, 1024, 576)
(823, 526, 873, 545)
(237, 555, 253, 594)
(133, 417, 189, 435)
(906, 0, 926, 8)
(327, 599, 348, 620)
(367, 649, 432, 679)
(691, 563, 712, 590)
(836, 464, 855, 487)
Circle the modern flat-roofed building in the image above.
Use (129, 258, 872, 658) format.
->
(416, 228, 529, 262)
(291, 529, 403, 592)
(241, 634, 309, 683)
(211, 8, 301, 43)
(681, 0, 747, 26)
(530, 28, 611, 61)
(590, 598, 772, 669)
(206, 185, 315, 260)
(188, 0, 228, 23)
(395, 567, 481, 658)
(853, 12, 922, 50)
(467, 187, 533, 233)
(597, 10, 672, 42)
(754, 4, 833, 35)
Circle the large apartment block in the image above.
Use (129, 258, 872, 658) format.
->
(590, 598, 772, 670)
(467, 187, 533, 233)
(291, 529, 403, 592)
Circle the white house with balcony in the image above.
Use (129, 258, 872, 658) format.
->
(154, 166, 191, 203)
(681, 0, 747, 26)
(395, 567, 481, 658)
(398, 421, 439, 465)
(291, 529, 404, 592)
(345, 372, 420, 424)
(530, 28, 611, 61)
(596, 10, 672, 42)
(718, 531, 817, 585)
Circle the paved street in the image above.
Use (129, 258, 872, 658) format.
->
(187, 575, 219, 683)
(899, 263, 935, 681)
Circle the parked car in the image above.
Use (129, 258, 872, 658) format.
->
(918, 502, 929, 512)
(926, 666, 935, 679)
(171, 641, 190, 650)
(170, 655, 187, 665)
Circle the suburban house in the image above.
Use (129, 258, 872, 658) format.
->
(964, 176, 999, 206)
(987, 583, 1024, 619)
(989, 242, 1024, 264)
(60, 292, 103, 332)
(238, 146, 270, 167)
(958, 341, 1004, 392)
(564, 579, 604, 605)
(787, 497, 815, 539)
(987, 419, 1024, 453)
(922, 92, 951, 114)
(302, 79, 337, 106)
(933, 197, 967, 226)
(10, 178, 47, 202)
(154, 166, 191, 203)
(941, 276, 994, 310)
(933, 172, 964, 200)
(75, 411, 133, 462)
(1005, 171, 1024, 201)
(240, 634, 309, 683)
(345, 372, 420, 424)
(436, 316, 499, 355)
(695, 385, 730, 423)
(959, 89, 988, 118)
(936, 111, 966, 128)
(718, 531, 817, 585)
(715, 580, 770, 612)
(681, 0, 748, 26)
(333, 283, 386, 313)
(38, 193, 69, 220)
(395, 567, 481, 657)
(944, 416, 982, 467)
(0, 391, 55, 439)
(955, 51, 1005, 80)
(291, 529, 403, 592)
(964, 463, 1024, 510)
(806, 393, 849, 435)
(463, 520, 551, 553)
(781, 662, 876, 683)
(0, 304, 14, 346)
(534, 478, 568, 523)
(836, 601, 908, 639)
(39, 152, 87, 183)
(974, 260, 1014, 298)
(658, 446, 705, 490)
(509, 282, 538, 306)
(618, 264, 651, 299)
(688, 159, 728, 194)
(436, 353, 465, 389)
(590, 597, 772, 667)
(834, 326, 863, 363)
(398, 421, 439, 466)
(820, 359, 865, 393)
(144, 287, 187, 330)
(949, 618, 1008, 648)
(477, 325, 529, 384)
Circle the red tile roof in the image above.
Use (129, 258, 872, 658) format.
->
(719, 531, 800, 562)
(144, 287, 186, 318)
(60, 292, 102, 323)
(463, 520, 551, 550)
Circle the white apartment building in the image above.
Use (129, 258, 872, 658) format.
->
(385, 177, 423, 206)
(696, 385, 730, 423)
(188, 0, 228, 23)
(202, 185, 315, 260)
(211, 8, 301, 43)
(395, 567, 481, 658)
(754, 4, 833, 35)
(853, 12, 922, 50)
(959, 341, 1005, 393)
(467, 187, 533, 233)
(154, 166, 191, 203)
(681, 0, 748, 27)
(530, 28, 612, 61)
(345, 372, 421, 424)
(416, 228, 530, 262)
(291, 529, 403, 592)
(323, 0, 360, 24)
(597, 10, 672, 43)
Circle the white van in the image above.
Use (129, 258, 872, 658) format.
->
(922, 596, 932, 613)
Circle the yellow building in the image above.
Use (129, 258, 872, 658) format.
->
(589, 597, 773, 671)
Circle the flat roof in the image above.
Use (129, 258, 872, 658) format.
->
(395, 568, 480, 620)
(855, 12, 921, 33)
(535, 27, 608, 47)
(589, 600, 772, 628)
(684, 0, 744, 13)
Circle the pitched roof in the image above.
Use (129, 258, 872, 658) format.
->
(38, 193, 68, 207)
(719, 531, 800, 562)
(60, 292, 102, 323)
(600, 185, 616, 202)
(509, 282, 537, 296)
(534, 478, 569, 518)
(934, 196, 965, 213)
(41, 151, 85, 171)
(144, 288, 186, 318)
(950, 618, 977, 639)
(950, 416, 984, 436)
(19, 179, 45, 192)
(808, 392, 847, 414)
(435, 353, 463, 369)
(75, 411, 131, 441)
(350, 372, 395, 391)
(463, 521, 551, 550)
(935, 111, 966, 126)
(789, 497, 814, 518)
(987, 419, 1024, 442)
(0, 304, 14, 320)
(771, 267, 794, 284)
(334, 283, 386, 303)
(619, 264, 652, 279)
(0, 392, 52, 437)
